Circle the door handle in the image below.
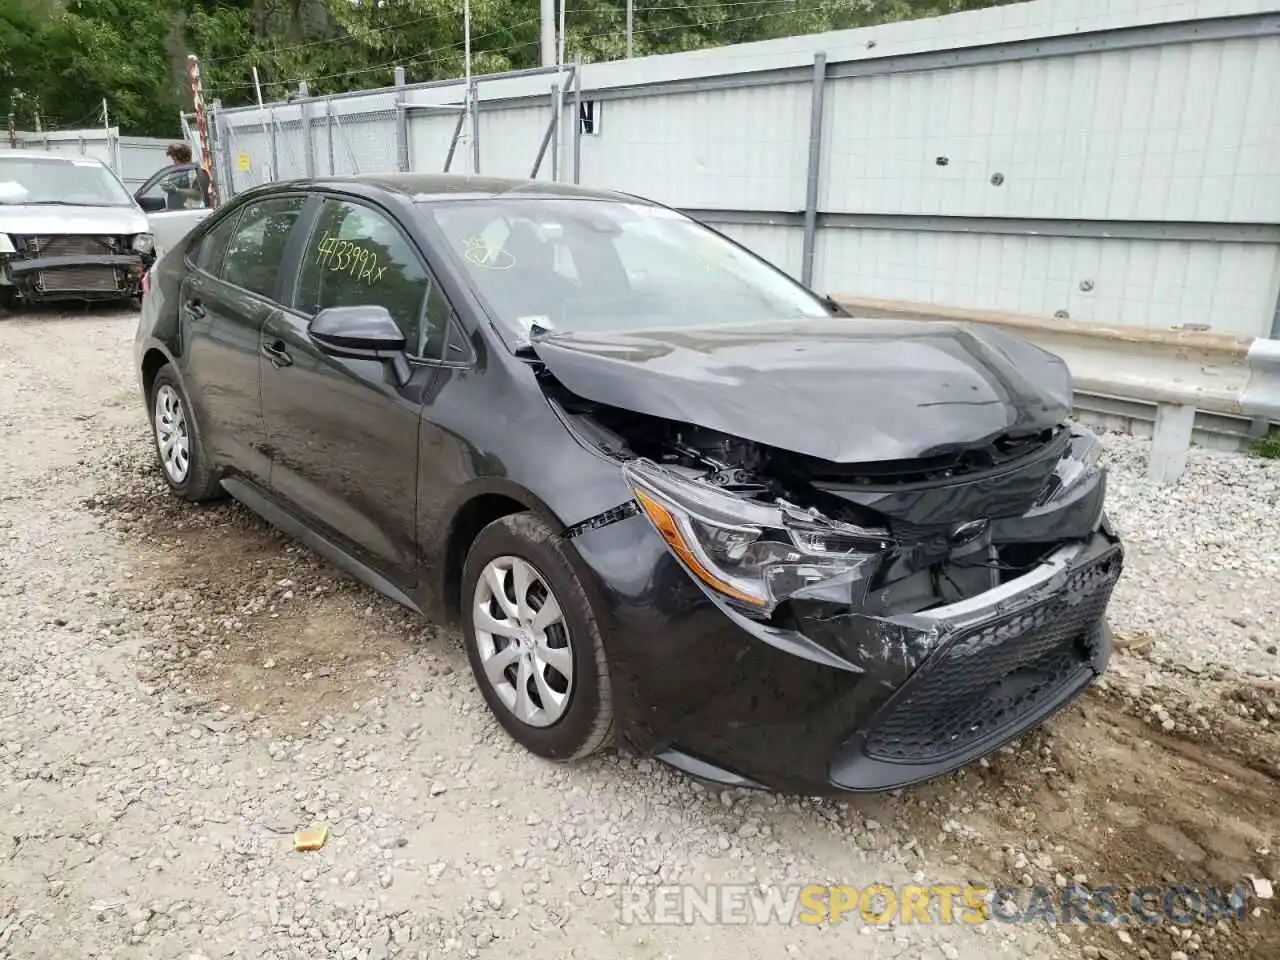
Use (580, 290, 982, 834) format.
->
(262, 340, 293, 369)
(183, 298, 206, 320)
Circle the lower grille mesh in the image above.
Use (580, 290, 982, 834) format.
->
(38, 267, 121, 293)
(863, 547, 1122, 763)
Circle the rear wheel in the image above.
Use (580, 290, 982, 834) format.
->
(461, 512, 614, 761)
(147, 365, 224, 502)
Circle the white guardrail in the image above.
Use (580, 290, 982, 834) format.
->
(833, 296, 1280, 486)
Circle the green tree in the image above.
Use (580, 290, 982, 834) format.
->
(0, 0, 1021, 133)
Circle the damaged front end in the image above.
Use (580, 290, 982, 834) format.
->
(0, 233, 152, 304)
(546, 378, 1123, 791)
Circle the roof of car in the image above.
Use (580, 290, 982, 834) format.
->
(0, 150, 105, 164)
(290, 173, 641, 205)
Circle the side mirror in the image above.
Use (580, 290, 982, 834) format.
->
(136, 195, 166, 212)
(308, 305, 410, 384)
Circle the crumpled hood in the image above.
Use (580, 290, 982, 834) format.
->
(0, 204, 148, 237)
(531, 317, 1073, 463)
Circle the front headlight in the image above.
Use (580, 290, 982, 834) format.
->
(132, 233, 155, 255)
(625, 461, 891, 614)
(1037, 426, 1103, 505)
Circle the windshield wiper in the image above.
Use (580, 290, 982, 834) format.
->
(822, 294, 851, 316)
(16, 200, 122, 207)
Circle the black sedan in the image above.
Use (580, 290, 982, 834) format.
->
(134, 174, 1123, 794)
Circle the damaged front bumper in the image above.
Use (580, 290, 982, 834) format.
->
(645, 525, 1122, 794)
(0, 240, 150, 302)
(820, 529, 1120, 790)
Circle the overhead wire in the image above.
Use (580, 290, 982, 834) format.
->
(207, 17, 543, 96)
(205, 10, 456, 65)
(207, 4, 819, 99)
(573, 6, 813, 47)
(202, 0, 814, 69)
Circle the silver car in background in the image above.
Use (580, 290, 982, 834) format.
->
(0, 152, 156, 309)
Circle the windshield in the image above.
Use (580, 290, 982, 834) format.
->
(0, 156, 134, 207)
(425, 197, 830, 341)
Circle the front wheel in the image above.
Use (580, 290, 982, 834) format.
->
(147, 365, 224, 502)
(461, 512, 614, 761)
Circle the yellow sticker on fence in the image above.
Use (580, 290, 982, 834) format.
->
(236, 153, 251, 172)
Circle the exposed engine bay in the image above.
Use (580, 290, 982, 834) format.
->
(543, 376, 1107, 621)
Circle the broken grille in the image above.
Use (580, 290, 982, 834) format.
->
(861, 546, 1122, 764)
(37, 267, 121, 293)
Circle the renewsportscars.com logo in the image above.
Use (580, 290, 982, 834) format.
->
(618, 883, 1252, 927)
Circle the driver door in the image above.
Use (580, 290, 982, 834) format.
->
(259, 194, 451, 584)
(134, 163, 212, 257)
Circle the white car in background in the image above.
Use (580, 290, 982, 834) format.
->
(130, 160, 213, 258)
(0, 151, 158, 309)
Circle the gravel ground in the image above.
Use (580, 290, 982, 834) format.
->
(0, 309, 1277, 960)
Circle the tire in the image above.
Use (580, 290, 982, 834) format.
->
(147, 364, 224, 502)
(461, 511, 614, 761)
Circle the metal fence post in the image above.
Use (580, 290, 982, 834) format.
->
(299, 81, 315, 179)
(214, 100, 234, 202)
(444, 103, 466, 172)
(325, 99, 335, 176)
(267, 106, 278, 181)
(469, 80, 481, 174)
(550, 83, 559, 182)
(530, 107, 557, 178)
(572, 56, 582, 185)
(394, 66, 410, 172)
(801, 52, 827, 289)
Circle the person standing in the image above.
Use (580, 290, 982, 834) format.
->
(162, 142, 212, 209)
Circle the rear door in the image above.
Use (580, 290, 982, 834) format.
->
(180, 194, 308, 485)
(259, 194, 451, 583)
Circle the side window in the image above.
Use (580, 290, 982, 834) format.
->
(192, 210, 241, 275)
(296, 199, 445, 360)
(221, 196, 306, 299)
(139, 165, 208, 211)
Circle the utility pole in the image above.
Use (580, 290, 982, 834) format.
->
(540, 0, 555, 67)
(627, 0, 634, 57)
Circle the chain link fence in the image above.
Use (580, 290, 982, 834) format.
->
(212, 112, 309, 193)
(212, 104, 404, 195)
(324, 108, 399, 177)
(206, 65, 578, 204)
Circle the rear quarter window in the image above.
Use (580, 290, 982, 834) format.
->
(190, 210, 242, 275)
